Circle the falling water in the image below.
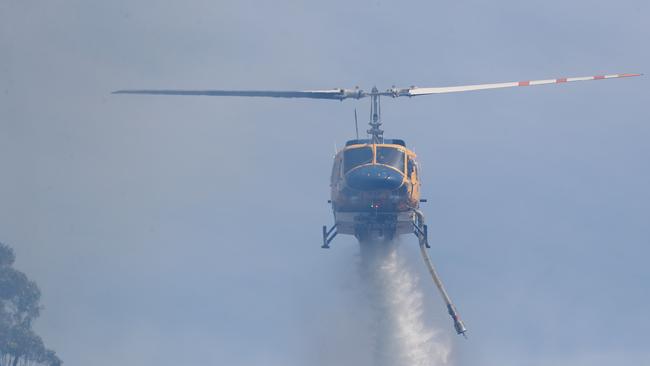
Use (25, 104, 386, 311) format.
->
(358, 239, 452, 366)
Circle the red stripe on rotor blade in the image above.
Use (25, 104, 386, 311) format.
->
(556, 78, 567, 83)
(594, 75, 605, 80)
(620, 73, 641, 77)
(518, 81, 530, 86)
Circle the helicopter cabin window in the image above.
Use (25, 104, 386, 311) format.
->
(343, 147, 373, 173)
(376, 147, 405, 173)
(331, 157, 342, 181)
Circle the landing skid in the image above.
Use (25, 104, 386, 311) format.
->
(322, 209, 425, 248)
(322, 224, 337, 249)
(412, 210, 430, 248)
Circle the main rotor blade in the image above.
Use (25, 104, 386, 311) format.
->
(404, 73, 641, 96)
(112, 88, 366, 100)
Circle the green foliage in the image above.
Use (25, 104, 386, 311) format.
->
(0, 246, 14, 268)
(0, 242, 61, 366)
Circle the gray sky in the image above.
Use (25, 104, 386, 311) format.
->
(1, 0, 648, 365)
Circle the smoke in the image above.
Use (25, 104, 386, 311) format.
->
(358, 239, 452, 366)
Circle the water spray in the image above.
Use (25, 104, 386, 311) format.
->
(359, 239, 451, 366)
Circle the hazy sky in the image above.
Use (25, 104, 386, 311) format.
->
(1, 1, 648, 365)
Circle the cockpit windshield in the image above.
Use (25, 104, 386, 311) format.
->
(343, 147, 373, 173)
(376, 147, 405, 172)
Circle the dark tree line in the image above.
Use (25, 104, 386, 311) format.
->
(0, 243, 61, 366)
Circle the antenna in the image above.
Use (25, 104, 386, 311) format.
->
(354, 108, 359, 139)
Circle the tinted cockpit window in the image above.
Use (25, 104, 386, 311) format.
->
(344, 147, 373, 173)
(376, 147, 405, 172)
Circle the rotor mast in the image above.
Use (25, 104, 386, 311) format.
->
(367, 87, 384, 144)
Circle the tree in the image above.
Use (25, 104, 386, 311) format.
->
(0, 243, 61, 366)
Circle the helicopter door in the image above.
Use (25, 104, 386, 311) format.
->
(408, 158, 420, 197)
(407, 158, 415, 180)
(330, 156, 342, 186)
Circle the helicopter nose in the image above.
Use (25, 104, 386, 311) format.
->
(345, 165, 404, 191)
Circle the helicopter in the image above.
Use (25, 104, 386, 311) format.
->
(114, 72, 640, 337)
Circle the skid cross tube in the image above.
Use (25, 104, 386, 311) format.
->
(413, 222, 430, 248)
(322, 224, 338, 249)
(412, 209, 430, 248)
